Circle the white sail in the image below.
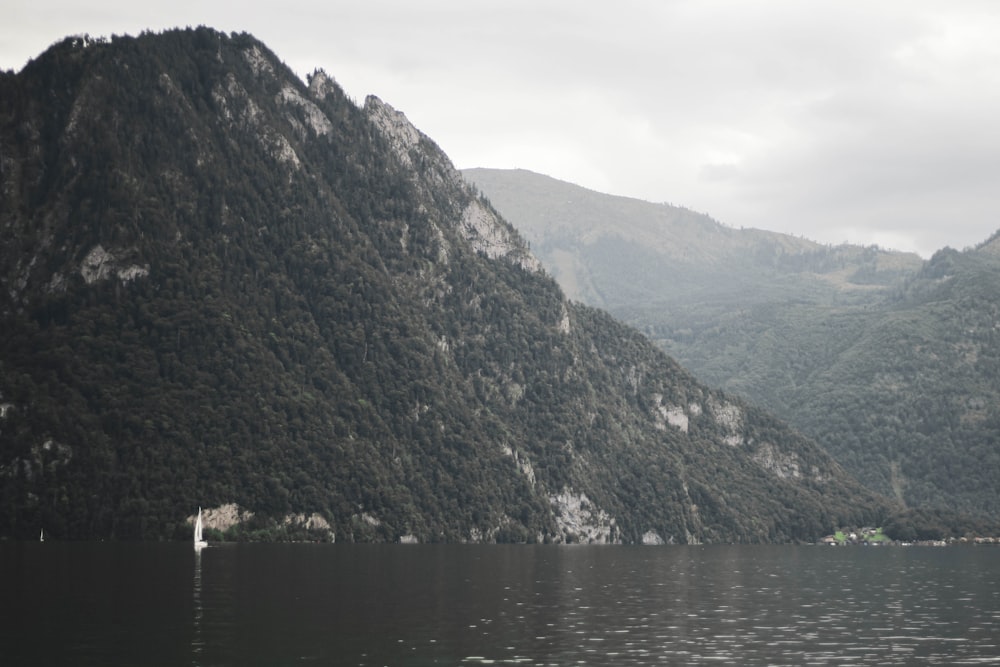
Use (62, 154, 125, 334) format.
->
(194, 507, 208, 549)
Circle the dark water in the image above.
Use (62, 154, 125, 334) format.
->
(2, 543, 999, 665)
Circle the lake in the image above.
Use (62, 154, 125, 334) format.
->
(1, 542, 998, 665)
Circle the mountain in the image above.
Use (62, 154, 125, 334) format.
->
(464, 168, 1000, 520)
(772, 243, 1000, 516)
(463, 168, 922, 317)
(0, 28, 889, 543)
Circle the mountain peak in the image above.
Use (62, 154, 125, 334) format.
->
(0, 29, 888, 542)
(364, 95, 423, 165)
(307, 69, 340, 101)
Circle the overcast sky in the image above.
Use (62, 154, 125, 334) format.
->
(5, 1, 1000, 257)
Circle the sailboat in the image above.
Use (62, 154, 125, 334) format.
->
(194, 507, 208, 550)
(39, 528, 44, 542)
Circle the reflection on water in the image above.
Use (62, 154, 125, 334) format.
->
(2, 543, 999, 665)
(192, 548, 203, 664)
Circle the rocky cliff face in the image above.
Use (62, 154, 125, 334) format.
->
(0, 28, 889, 542)
(364, 96, 540, 272)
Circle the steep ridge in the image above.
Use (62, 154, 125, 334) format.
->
(465, 169, 1000, 520)
(0, 29, 888, 542)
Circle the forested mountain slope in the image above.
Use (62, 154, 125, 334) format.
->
(466, 168, 1000, 519)
(0, 29, 888, 542)
(772, 243, 1000, 516)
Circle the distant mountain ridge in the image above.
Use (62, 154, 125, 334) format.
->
(464, 168, 922, 313)
(465, 168, 1000, 521)
(0, 29, 888, 542)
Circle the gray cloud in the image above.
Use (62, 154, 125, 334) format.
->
(4, 0, 999, 256)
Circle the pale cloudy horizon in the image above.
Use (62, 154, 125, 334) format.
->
(5, 1, 1000, 258)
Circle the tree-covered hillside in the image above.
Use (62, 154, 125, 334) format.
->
(772, 245, 1000, 515)
(0, 29, 889, 542)
(466, 168, 1000, 519)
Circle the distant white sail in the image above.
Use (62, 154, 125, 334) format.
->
(40, 528, 44, 542)
(194, 507, 208, 549)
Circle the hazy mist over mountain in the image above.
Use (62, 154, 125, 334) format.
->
(467, 168, 1000, 523)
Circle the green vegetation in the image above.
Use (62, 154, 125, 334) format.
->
(827, 527, 891, 545)
(882, 507, 1000, 543)
(0, 29, 890, 543)
(868, 528, 890, 543)
(468, 169, 1000, 524)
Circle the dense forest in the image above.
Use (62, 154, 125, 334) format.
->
(467, 169, 1000, 521)
(0, 29, 893, 543)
